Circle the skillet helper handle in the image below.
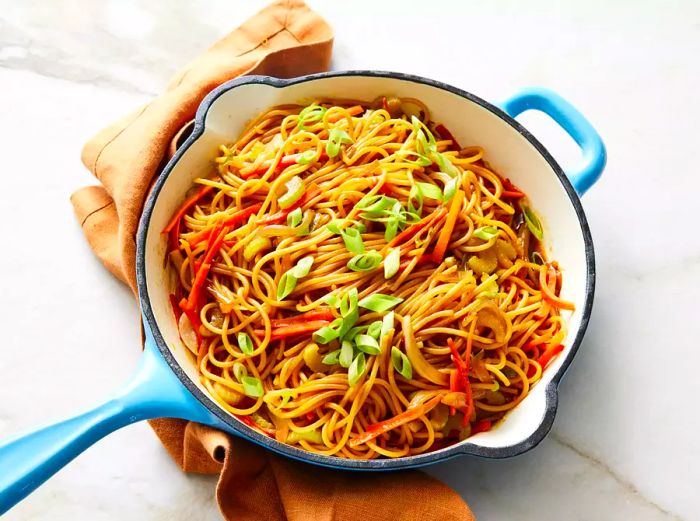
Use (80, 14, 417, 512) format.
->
(0, 338, 209, 515)
(498, 88, 607, 196)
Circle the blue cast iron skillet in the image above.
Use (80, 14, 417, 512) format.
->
(0, 71, 606, 515)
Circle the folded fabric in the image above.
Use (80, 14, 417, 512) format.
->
(70, 1, 475, 519)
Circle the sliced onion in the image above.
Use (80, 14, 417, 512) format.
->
(178, 313, 198, 354)
(213, 382, 243, 405)
(403, 316, 449, 386)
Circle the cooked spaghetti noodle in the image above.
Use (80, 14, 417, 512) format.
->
(164, 97, 574, 459)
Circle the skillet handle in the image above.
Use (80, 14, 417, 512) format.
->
(0, 336, 211, 515)
(498, 88, 607, 196)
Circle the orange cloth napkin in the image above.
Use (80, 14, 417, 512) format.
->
(70, 1, 475, 519)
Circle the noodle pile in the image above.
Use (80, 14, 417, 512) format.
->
(164, 97, 574, 459)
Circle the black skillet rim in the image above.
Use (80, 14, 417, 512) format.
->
(136, 70, 596, 471)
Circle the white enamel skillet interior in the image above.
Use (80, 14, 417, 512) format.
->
(138, 71, 605, 469)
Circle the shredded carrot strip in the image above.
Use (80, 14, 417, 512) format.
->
(349, 394, 442, 447)
(431, 188, 464, 263)
(163, 185, 214, 251)
(254, 320, 331, 341)
(270, 309, 334, 328)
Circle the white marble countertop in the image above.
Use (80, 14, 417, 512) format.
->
(0, 1, 698, 519)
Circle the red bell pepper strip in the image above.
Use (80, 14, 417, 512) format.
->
(270, 308, 334, 328)
(258, 184, 321, 225)
(399, 254, 435, 271)
(162, 185, 214, 251)
(448, 369, 458, 416)
(448, 338, 473, 426)
(471, 419, 492, 435)
(502, 190, 525, 199)
(431, 188, 464, 263)
(349, 394, 443, 447)
(435, 123, 462, 150)
(180, 224, 228, 316)
(537, 344, 564, 369)
(254, 320, 331, 341)
(186, 203, 263, 247)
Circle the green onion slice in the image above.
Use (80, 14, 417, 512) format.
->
(474, 226, 499, 241)
(233, 362, 247, 382)
(276, 272, 297, 300)
(339, 340, 354, 368)
(355, 334, 381, 355)
(435, 152, 459, 176)
(241, 375, 264, 398)
(287, 207, 303, 227)
(290, 255, 314, 278)
(321, 293, 339, 307)
(442, 174, 460, 202)
(340, 227, 364, 254)
(326, 128, 353, 158)
(384, 247, 400, 279)
(238, 332, 254, 355)
(297, 104, 326, 129)
(322, 349, 340, 365)
(313, 318, 343, 344)
(398, 150, 432, 167)
(348, 352, 367, 385)
(358, 293, 403, 312)
(278, 175, 304, 209)
(416, 182, 443, 201)
(391, 346, 413, 379)
(408, 185, 423, 218)
(296, 149, 320, 165)
(347, 251, 382, 272)
(381, 311, 395, 339)
(243, 236, 271, 261)
(366, 321, 383, 339)
(521, 204, 544, 241)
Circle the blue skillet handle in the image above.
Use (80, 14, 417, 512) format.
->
(498, 88, 607, 196)
(0, 333, 214, 515)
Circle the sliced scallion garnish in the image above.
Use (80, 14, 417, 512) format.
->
(278, 175, 304, 209)
(416, 182, 443, 202)
(347, 352, 366, 385)
(355, 334, 381, 355)
(521, 204, 544, 241)
(241, 375, 264, 398)
(347, 250, 382, 272)
(391, 346, 413, 379)
(296, 149, 320, 165)
(277, 256, 314, 300)
(297, 104, 326, 129)
(322, 349, 340, 365)
(238, 332, 254, 355)
(474, 226, 499, 241)
(381, 311, 395, 339)
(366, 321, 383, 339)
(326, 128, 353, 158)
(384, 247, 400, 279)
(358, 293, 403, 313)
(287, 207, 303, 227)
(339, 340, 354, 368)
